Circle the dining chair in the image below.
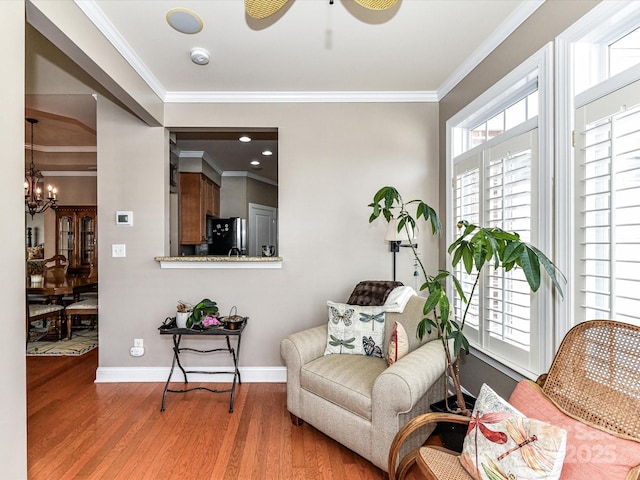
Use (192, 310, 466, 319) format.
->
(27, 303, 64, 342)
(43, 255, 68, 283)
(64, 298, 98, 340)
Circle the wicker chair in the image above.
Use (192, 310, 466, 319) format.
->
(388, 320, 640, 480)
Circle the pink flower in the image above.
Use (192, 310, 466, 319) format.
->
(203, 315, 221, 327)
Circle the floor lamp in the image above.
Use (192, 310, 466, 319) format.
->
(385, 220, 417, 282)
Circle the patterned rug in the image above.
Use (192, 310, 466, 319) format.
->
(26, 329, 98, 356)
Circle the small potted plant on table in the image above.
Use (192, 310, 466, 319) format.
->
(27, 260, 46, 285)
(176, 301, 192, 329)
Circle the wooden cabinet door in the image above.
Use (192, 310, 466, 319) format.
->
(55, 206, 97, 275)
(180, 173, 221, 244)
(180, 173, 206, 244)
(78, 210, 96, 269)
(212, 183, 220, 217)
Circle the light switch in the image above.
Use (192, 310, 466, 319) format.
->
(112, 244, 126, 258)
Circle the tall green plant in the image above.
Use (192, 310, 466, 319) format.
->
(369, 186, 565, 415)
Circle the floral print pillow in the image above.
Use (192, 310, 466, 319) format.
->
(324, 301, 385, 357)
(460, 384, 567, 480)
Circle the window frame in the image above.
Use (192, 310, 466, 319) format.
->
(446, 43, 554, 379)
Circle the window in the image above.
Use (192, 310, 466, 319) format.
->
(574, 81, 640, 327)
(610, 26, 640, 76)
(446, 45, 553, 378)
(556, 0, 640, 338)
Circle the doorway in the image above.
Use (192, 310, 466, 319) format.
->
(248, 203, 278, 257)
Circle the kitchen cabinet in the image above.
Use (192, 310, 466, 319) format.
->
(180, 173, 220, 244)
(55, 206, 97, 275)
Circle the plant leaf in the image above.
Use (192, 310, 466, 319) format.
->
(529, 245, 566, 299)
(519, 245, 541, 291)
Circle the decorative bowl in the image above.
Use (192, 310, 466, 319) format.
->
(222, 315, 245, 330)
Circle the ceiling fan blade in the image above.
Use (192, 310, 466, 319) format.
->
(245, 0, 290, 19)
(354, 0, 398, 10)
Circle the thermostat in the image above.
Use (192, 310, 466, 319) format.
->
(116, 211, 133, 226)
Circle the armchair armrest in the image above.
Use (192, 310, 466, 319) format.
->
(373, 340, 447, 415)
(280, 324, 327, 418)
(280, 324, 327, 368)
(388, 412, 470, 480)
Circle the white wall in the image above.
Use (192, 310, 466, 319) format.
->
(93, 99, 439, 373)
(2, 1, 27, 477)
(23, 1, 441, 379)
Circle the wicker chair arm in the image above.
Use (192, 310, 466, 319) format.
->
(388, 412, 470, 480)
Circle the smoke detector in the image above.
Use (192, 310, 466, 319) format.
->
(190, 48, 210, 65)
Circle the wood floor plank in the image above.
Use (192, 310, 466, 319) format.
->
(27, 350, 428, 479)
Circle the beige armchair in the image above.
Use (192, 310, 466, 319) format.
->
(280, 295, 447, 472)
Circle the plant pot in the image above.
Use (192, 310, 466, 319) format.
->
(430, 393, 476, 453)
(30, 274, 44, 285)
(176, 311, 190, 329)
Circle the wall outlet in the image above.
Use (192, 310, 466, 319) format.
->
(112, 244, 126, 257)
(130, 346, 144, 357)
(134, 338, 143, 348)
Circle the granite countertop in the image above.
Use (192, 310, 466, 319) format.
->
(154, 256, 282, 269)
(154, 255, 282, 262)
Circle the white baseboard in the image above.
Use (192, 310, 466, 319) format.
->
(95, 365, 287, 383)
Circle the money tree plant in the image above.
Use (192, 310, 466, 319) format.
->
(369, 186, 565, 415)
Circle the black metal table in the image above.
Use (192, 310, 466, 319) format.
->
(159, 319, 247, 413)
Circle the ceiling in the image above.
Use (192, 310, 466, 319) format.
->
(26, 0, 538, 182)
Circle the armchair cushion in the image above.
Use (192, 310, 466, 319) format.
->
(510, 379, 640, 479)
(386, 321, 409, 365)
(324, 301, 385, 357)
(461, 383, 567, 480)
(301, 354, 387, 420)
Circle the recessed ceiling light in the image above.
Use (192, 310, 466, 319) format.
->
(262, 150, 273, 156)
(190, 48, 210, 65)
(166, 8, 204, 34)
(250, 160, 261, 166)
(239, 136, 251, 142)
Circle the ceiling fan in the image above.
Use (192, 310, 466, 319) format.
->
(245, 0, 398, 19)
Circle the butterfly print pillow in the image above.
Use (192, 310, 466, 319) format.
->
(324, 301, 385, 357)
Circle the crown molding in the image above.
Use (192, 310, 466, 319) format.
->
(222, 170, 277, 187)
(163, 90, 439, 103)
(27, 144, 97, 153)
(437, 0, 545, 100)
(74, 0, 166, 100)
(176, 150, 225, 178)
(77, 0, 540, 105)
(41, 170, 97, 176)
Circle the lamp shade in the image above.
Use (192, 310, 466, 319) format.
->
(385, 219, 415, 243)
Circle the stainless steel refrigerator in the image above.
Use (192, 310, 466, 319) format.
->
(208, 217, 247, 256)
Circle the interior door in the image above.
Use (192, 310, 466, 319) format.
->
(248, 203, 277, 257)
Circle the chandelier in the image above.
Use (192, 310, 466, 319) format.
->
(25, 118, 58, 219)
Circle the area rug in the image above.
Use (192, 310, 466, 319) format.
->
(26, 329, 98, 356)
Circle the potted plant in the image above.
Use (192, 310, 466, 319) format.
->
(368, 186, 565, 417)
(186, 298, 220, 329)
(27, 260, 46, 284)
(176, 301, 192, 328)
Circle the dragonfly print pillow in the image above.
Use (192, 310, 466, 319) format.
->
(324, 301, 385, 357)
(460, 384, 567, 480)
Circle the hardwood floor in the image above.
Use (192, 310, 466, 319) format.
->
(27, 350, 424, 479)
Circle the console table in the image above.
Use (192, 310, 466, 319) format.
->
(159, 319, 247, 413)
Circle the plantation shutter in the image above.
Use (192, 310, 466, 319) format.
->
(453, 152, 481, 346)
(483, 131, 538, 369)
(452, 130, 541, 374)
(575, 80, 640, 327)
